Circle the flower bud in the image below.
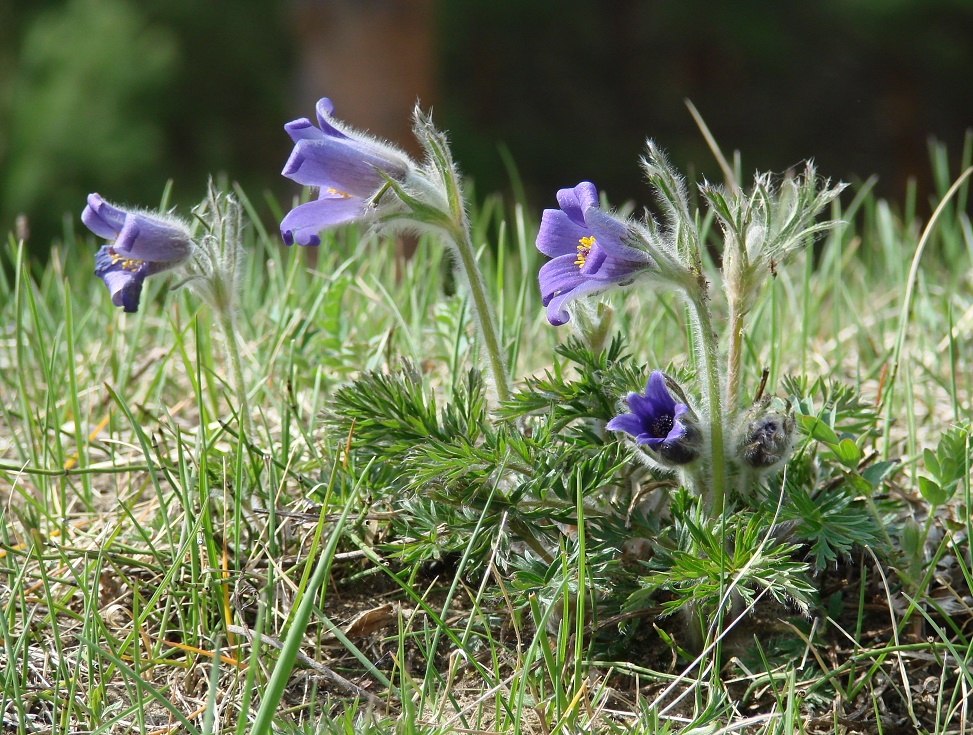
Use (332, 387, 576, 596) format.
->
(736, 397, 796, 470)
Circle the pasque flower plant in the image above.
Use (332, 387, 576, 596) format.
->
(279, 98, 511, 401)
(75, 91, 915, 708)
(536, 143, 844, 515)
(83, 185, 253, 436)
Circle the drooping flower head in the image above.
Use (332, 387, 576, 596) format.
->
(280, 98, 414, 246)
(606, 371, 702, 465)
(82, 193, 193, 313)
(536, 182, 655, 326)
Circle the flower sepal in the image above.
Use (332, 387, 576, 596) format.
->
(375, 172, 453, 232)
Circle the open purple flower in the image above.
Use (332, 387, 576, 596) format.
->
(82, 193, 192, 313)
(280, 97, 413, 246)
(606, 371, 701, 465)
(536, 181, 653, 326)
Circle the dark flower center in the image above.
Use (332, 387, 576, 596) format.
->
(651, 413, 674, 438)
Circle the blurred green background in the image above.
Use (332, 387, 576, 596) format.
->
(1, 0, 971, 255)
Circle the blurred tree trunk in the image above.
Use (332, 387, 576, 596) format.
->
(290, 0, 436, 159)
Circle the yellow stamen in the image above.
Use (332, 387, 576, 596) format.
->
(575, 235, 595, 267)
(325, 187, 352, 198)
(108, 249, 143, 272)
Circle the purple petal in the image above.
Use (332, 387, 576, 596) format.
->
(578, 243, 608, 275)
(285, 118, 326, 143)
(282, 137, 403, 195)
(538, 254, 585, 306)
(545, 277, 605, 326)
(536, 209, 589, 258)
(279, 193, 366, 246)
(636, 434, 666, 448)
(644, 371, 677, 414)
(556, 182, 599, 226)
(583, 208, 646, 261)
(112, 213, 192, 261)
(82, 193, 126, 239)
(94, 246, 148, 312)
(315, 97, 349, 139)
(626, 375, 675, 422)
(605, 413, 645, 437)
(668, 404, 692, 442)
(584, 250, 648, 281)
(625, 391, 655, 420)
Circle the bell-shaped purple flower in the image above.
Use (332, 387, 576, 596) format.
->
(606, 371, 702, 465)
(82, 193, 192, 313)
(536, 182, 654, 326)
(280, 97, 413, 246)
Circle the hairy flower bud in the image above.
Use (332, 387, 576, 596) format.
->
(182, 183, 247, 314)
(736, 397, 796, 470)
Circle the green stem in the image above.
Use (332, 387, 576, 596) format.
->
(448, 223, 511, 403)
(216, 309, 252, 439)
(686, 292, 727, 517)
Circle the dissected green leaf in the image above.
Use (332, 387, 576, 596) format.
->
(778, 484, 884, 569)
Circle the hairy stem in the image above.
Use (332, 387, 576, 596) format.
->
(686, 291, 726, 517)
(216, 309, 252, 438)
(725, 298, 745, 419)
(448, 223, 511, 403)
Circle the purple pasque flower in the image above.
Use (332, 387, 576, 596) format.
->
(83, 193, 193, 313)
(536, 181, 653, 326)
(606, 371, 701, 465)
(280, 97, 413, 246)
